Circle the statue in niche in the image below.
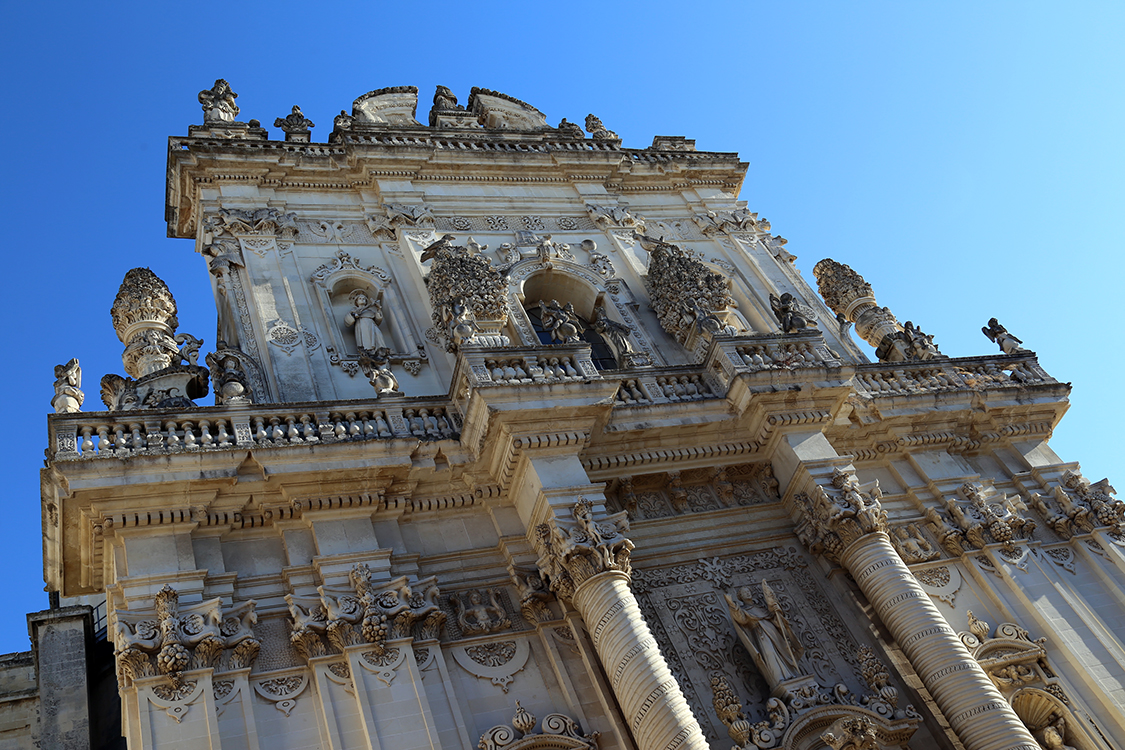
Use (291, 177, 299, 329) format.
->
(725, 580, 805, 688)
(591, 305, 634, 362)
(345, 289, 388, 354)
(982, 317, 1027, 355)
(1039, 714, 1077, 750)
(203, 237, 244, 349)
(769, 292, 818, 334)
(538, 299, 583, 344)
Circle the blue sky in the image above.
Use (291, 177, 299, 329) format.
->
(0, 2, 1121, 651)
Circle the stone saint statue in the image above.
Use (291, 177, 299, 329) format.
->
(725, 581, 805, 688)
(591, 305, 634, 361)
(345, 289, 387, 353)
(1039, 714, 1077, 750)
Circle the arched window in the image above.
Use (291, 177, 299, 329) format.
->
(525, 304, 618, 371)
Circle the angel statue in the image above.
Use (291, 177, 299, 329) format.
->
(538, 300, 583, 344)
(770, 292, 818, 334)
(198, 79, 240, 123)
(591, 305, 634, 362)
(725, 580, 805, 689)
(345, 289, 387, 354)
(51, 358, 84, 414)
(982, 317, 1027, 355)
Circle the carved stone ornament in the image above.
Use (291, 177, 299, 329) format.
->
(769, 292, 819, 334)
(205, 348, 253, 405)
(724, 580, 812, 699)
(359, 348, 402, 397)
(795, 469, 889, 564)
(284, 565, 444, 662)
(536, 299, 584, 344)
(890, 523, 939, 563)
(692, 208, 764, 236)
(957, 611, 1050, 697)
(508, 565, 554, 626)
(925, 481, 1036, 555)
(591, 304, 636, 366)
(352, 86, 421, 126)
(557, 118, 584, 138)
(52, 358, 84, 414)
(113, 585, 259, 688)
(450, 588, 511, 636)
(533, 497, 633, 602)
(982, 317, 1028, 355)
(198, 79, 239, 123)
(635, 232, 737, 351)
(1032, 470, 1123, 538)
(422, 234, 510, 352)
(821, 716, 879, 750)
(103, 268, 209, 411)
(584, 113, 618, 141)
(813, 259, 940, 363)
(468, 87, 548, 130)
(206, 207, 298, 240)
(585, 203, 643, 230)
(478, 702, 599, 750)
(273, 105, 314, 142)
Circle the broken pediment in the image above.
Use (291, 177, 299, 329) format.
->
(467, 87, 548, 130)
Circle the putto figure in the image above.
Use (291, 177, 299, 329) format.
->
(345, 289, 387, 353)
(538, 299, 583, 344)
(769, 292, 818, 334)
(198, 79, 240, 123)
(982, 317, 1027, 355)
(51, 358, 84, 414)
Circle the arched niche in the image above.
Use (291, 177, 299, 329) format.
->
(1010, 688, 1104, 750)
(309, 250, 423, 372)
(506, 260, 653, 369)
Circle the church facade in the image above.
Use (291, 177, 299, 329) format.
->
(29, 80, 1125, 750)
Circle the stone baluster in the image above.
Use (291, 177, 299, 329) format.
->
(534, 497, 708, 750)
(794, 465, 1038, 750)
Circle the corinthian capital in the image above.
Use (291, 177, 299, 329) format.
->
(533, 497, 633, 601)
(796, 469, 888, 563)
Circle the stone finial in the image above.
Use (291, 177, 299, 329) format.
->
(51, 358, 84, 414)
(273, 105, 315, 142)
(585, 114, 618, 140)
(198, 79, 240, 123)
(813, 259, 940, 362)
(111, 268, 181, 378)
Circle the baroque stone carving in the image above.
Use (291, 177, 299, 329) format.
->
(813, 259, 941, 362)
(769, 293, 819, 334)
(352, 86, 420, 126)
(795, 469, 888, 564)
(273, 105, 314, 142)
(983, 317, 1028, 355)
(692, 208, 763, 236)
(591, 304, 636, 366)
(450, 588, 511, 636)
(102, 269, 209, 411)
(113, 585, 259, 688)
(479, 703, 599, 750)
(537, 299, 584, 344)
(925, 481, 1036, 555)
(198, 79, 239, 123)
(724, 580, 812, 699)
(585, 114, 618, 140)
(345, 289, 388, 354)
(468, 87, 548, 130)
(1031, 470, 1122, 538)
(890, 523, 939, 563)
(206, 348, 253, 405)
(508, 565, 554, 626)
(635, 232, 737, 352)
(284, 565, 444, 662)
(422, 234, 510, 351)
(52, 358, 84, 414)
(585, 203, 643, 230)
(533, 497, 633, 602)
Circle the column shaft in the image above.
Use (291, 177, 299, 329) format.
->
(843, 533, 1039, 750)
(572, 571, 708, 750)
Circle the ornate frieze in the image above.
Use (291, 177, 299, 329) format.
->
(1031, 470, 1122, 538)
(449, 588, 512, 636)
(113, 585, 259, 688)
(284, 565, 444, 662)
(925, 481, 1036, 556)
(585, 203, 644, 230)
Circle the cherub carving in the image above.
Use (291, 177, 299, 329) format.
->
(982, 317, 1026, 355)
(451, 589, 511, 636)
(892, 523, 939, 563)
(769, 292, 818, 333)
(52, 358, 84, 414)
(444, 296, 481, 350)
(198, 79, 240, 123)
(538, 299, 583, 344)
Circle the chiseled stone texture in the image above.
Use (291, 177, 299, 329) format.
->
(37, 81, 1125, 750)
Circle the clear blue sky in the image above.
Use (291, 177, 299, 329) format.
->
(0, 2, 1121, 651)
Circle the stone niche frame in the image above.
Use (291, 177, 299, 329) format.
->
(506, 258, 658, 366)
(309, 250, 428, 377)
